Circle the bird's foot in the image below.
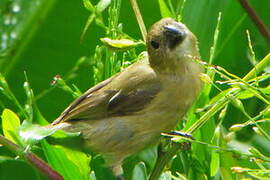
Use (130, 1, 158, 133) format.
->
(162, 131, 194, 151)
(163, 131, 195, 140)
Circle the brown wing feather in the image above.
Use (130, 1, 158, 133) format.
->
(52, 76, 117, 124)
(53, 58, 161, 124)
(108, 83, 161, 115)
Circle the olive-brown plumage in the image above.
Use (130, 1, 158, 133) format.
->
(52, 18, 203, 177)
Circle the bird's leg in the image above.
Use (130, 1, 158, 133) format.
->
(150, 131, 194, 180)
(110, 161, 125, 180)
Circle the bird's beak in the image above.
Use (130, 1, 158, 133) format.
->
(164, 25, 186, 39)
(164, 24, 186, 49)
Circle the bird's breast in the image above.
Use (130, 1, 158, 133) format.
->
(138, 70, 202, 131)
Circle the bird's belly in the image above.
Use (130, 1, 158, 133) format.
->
(64, 117, 160, 157)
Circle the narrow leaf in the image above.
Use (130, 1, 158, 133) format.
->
(82, 0, 95, 12)
(158, 0, 173, 18)
(100, 38, 143, 51)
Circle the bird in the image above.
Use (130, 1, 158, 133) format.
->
(51, 17, 203, 179)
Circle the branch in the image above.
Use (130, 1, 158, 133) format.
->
(238, 0, 270, 43)
(0, 135, 63, 180)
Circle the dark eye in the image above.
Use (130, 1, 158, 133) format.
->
(151, 40, 159, 49)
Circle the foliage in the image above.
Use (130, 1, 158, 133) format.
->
(0, 0, 270, 180)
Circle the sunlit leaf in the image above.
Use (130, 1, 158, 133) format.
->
(41, 140, 83, 180)
(96, 0, 112, 12)
(19, 121, 56, 145)
(100, 37, 143, 51)
(158, 0, 173, 18)
(1, 109, 21, 144)
(82, 0, 95, 12)
(62, 147, 91, 180)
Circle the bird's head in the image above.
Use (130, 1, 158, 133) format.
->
(147, 18, 199, 72)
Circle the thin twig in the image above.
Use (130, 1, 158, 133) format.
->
(0, 135, 63, 180)
(129, 0, 147, 42)
(238, 0, 270, 43)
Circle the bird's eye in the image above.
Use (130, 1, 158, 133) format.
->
(151, 41, 159, 49)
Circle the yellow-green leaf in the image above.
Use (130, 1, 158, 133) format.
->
(158, 0, 173, 18)
(100, 38, 143, 51)
(2, 109, 21, 144)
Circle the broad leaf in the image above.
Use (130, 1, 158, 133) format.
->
(2, 109, 21, 144)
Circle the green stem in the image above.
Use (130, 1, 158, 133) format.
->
(243, 52, 270, 81)
(242, 110, 270, 141)
(0, 134, 22, 154)
(129, 0, 147, 42)
(149, 143, 181, 180)
(186, 98, 228, 134)
(0, 135, 63, 180)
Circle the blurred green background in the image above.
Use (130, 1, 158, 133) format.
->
(0, 0, 269, 179)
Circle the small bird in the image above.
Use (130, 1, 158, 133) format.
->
(51, 18, 203, 179)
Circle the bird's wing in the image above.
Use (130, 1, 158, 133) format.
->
(53, 58, 162, 124)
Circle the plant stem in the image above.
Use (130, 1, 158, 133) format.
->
(149, 143, 181, 180)
(243, 52, 270, 81)
(0, 134, 63, 180)
(0, 134, 22, 154)
(129, 0, 147, 42)
(237, 0, 270, 43)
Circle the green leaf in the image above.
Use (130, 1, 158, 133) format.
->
(210, 151, 220, 177)
(158, 0, 173, 18)
(96, 0, 112, 12)
(132, 162, 147, 180)
(100, 38, 143, 51)
(41, 140, 83, 180)
(1, 109, 21, 144)
(80, 13, 96, 43)
(82, 0, 95, 12)
(0, 156, 15, 163)
(50, 129, 81, 139)
(138, 146, 157, 170)
(19, 121, 56, 145)
(62, 146, 91, 180)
